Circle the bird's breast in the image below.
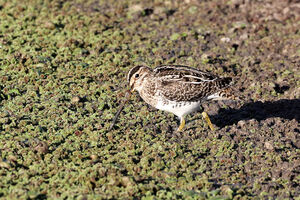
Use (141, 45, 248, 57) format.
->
(138, 78, 158, 108)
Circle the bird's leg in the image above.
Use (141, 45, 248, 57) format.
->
(201, 112, 215, 131)
(177, 117, 185, 132)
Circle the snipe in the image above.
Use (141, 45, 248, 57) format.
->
(128, 65, 237, 131)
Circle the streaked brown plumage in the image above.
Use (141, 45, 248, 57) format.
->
(128, 65, 236, 131)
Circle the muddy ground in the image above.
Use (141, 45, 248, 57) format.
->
(0, 0, 299, 199)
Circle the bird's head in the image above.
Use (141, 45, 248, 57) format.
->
(127, 65, 152, 92)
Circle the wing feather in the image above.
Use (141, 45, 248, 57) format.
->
(153, 65, 232, 101)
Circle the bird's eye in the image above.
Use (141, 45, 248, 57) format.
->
(135, 74, 139, 78)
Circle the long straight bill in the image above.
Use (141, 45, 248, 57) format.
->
(108, 90, 131, 131)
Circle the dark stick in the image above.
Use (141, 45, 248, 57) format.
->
(108, 90, 131, 131)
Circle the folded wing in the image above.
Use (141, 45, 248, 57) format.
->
(153, 65, 232, 102)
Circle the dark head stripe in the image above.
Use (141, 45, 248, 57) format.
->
(127, 66, 140, 82)
(127, 65, 144, 82)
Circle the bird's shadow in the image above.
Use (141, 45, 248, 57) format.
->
(211, 99, 300, 128)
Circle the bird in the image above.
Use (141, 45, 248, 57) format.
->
(127, 65, 237, 131)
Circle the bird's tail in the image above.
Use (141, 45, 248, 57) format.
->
(218, 88, 240, 100)
(207, 87, 241, 101)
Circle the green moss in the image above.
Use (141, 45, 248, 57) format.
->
(0, 0, 299, 199)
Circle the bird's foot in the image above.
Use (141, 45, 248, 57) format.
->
(201, 112, 215, 131)
(177, 118, 185, 132)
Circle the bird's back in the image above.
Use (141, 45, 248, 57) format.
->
(153, 65, 233, 102)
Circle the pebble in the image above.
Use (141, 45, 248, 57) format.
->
(264, 141, 274, 150)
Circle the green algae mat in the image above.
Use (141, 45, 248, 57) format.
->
(0, 0, 299, 199)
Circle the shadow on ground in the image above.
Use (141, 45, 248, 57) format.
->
(213, 99, 300, 128)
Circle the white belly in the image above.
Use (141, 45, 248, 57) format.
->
(155, 99, 201, 118)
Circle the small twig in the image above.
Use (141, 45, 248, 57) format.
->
(108, 90, 131, 131)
